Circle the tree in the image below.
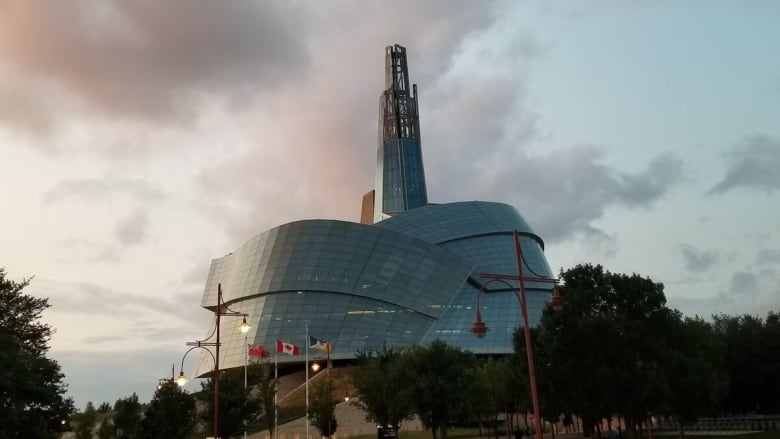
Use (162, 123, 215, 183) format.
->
(97, 402, 112, 413)
(140, 381, 196, 439)
(113, 392, 142, 438)
(198, 366, 264, 438)
(351, 346, 415, 433)
(75, 401, 98, 439)
(471, 357, 513, 439)
(97, 419, 114, 439)
(0, 268, 73, 438)
(400, 340, 476, 439)
(531, 264, 677, 438)
(250, 361, 279, 435)
(714, 311, 780, 414)
(308, 378, 338, 438)
(664, 316, 727, 438)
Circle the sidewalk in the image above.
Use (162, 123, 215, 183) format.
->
(249, 400, 424, 439)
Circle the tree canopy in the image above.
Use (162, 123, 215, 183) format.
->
(526, 264, 735, 438)
(350, 345, 415, 431)
(197, 363, 268, 438)
(0, 268, 73, 438)
(140, 380, 195, 439)
(309, 377, 339, 438)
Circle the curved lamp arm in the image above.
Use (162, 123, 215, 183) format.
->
(471, 278, 516, 338)
(177, 345, 216, 386)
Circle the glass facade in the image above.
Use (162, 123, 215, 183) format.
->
(381, 139, 428, 214)
(195, 201, 555, 376)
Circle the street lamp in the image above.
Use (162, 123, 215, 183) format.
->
(471, 230, 559, 439)
(158, 364, 176, 389)
(177, 346, 216, 386)
(181, 283, 250, 439)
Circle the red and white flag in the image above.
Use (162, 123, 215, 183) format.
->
(248, 344, 268, 357)
(276, 340, 300, 355)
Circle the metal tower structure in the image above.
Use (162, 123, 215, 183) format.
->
(373, 44, 428, 223)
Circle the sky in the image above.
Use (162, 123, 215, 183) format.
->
(1, 0, 779, 409)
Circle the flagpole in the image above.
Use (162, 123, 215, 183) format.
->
(244, 335, 248, 439)
(305, 324, 310, 439)
(274, 351, 278, 439)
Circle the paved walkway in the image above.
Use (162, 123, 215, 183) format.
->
(249, 399, 424, 439)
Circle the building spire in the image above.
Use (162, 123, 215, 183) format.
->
(373, 44, 428, 223)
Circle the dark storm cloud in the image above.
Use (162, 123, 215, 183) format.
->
(0, 1, 310, 120)
(708, 135, 780, 194)
(680, 244, 718, 273)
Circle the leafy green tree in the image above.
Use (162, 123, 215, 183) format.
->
(198, 367, 264, 438)
(471, 357, 513, 439)
(97, 419, 114, 439)
(113, 392, 142, 438)
(401, 340, 476, 439)
(664, 316, 727, 438)
(308, 377, 338, 438)
(97, 401, 112, 413)
(75, 401, 98, 439)
(351, 346, 415, 433)
(0, 268, 73, 438)
(140, 381, 196, 439)
(714, 311, 780, 414)
(250, 361, 279, 435)
(532, 264, 677, 438)
(763, 311, 780, 413)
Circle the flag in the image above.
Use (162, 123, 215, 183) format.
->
(309, 336, 332, 352)
(248, 344, 268, 357)
(276, 340, 300, 355)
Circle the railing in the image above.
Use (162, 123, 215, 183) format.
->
(654, 415, 780, 432)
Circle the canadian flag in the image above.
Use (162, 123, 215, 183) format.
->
(248, 344, 268, 357)
(276, 340, 300, 355)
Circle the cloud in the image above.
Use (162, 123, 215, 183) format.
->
(757, 248, 780, 265)
(680, 244, 719, 273)
(192, 2, 499, 243)
(724, 269, 780, 300)
(0, 1, 310, 122)
(82, 335, 127, 344)
(115, 209, 149, 246)
(708, 135, 780, 194)
(668, 267, 780, 319)
(429, 143, 685, 242)
(53, 347, 197, 408)
(0, 67, 63, 136)
(43, 177, 163, 205)
(38, 279, 203, 322)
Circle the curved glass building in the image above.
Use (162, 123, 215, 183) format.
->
(194, 45, 556, 376)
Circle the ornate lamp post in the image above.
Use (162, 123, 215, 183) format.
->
(178, 283, 250, 438)
(471, 230, 561, 439)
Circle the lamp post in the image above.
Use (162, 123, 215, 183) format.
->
(158, 364, 176, 389)
(470, 230, 561, 439)
(179, 283, 250, 439)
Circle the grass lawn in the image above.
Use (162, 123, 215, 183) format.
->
(348, 427, 482, 439)
(656, 433, 780, 439)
